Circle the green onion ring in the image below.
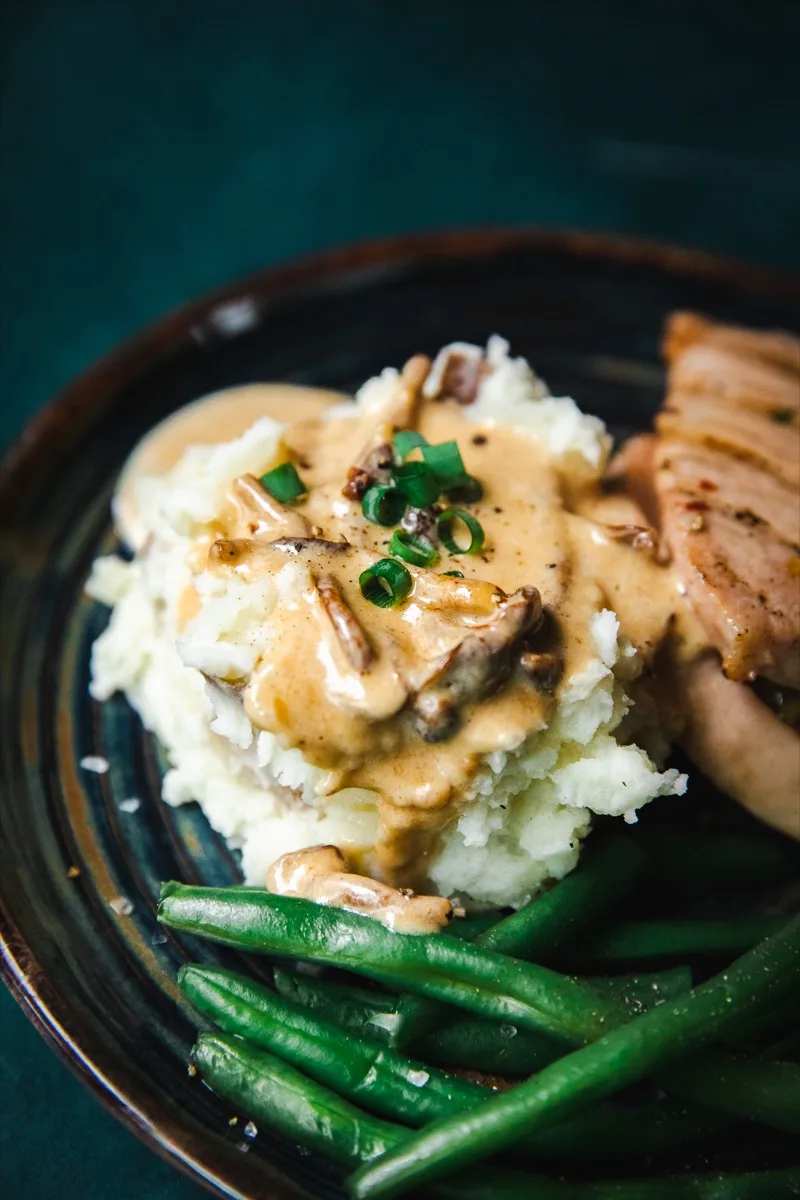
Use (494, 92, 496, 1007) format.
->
(393, 462, 440, 508)
(437, 508, 485, 555)
(259, 462, 307, 503)
(389, 529, 439, 568)
(393, 430, 428, 460)
(422, 440, 469, 490)
(359, 559, 413, 608)
(445, 474, 484, 503)
(362, 485, 406, 527)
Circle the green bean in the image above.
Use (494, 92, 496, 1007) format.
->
(348, 915, 800, 1198)
(162, 885, 790, 1137)
(525, 1100, 730, 1166)
(665, 1052, 800, 1134)
(396, 834, 649, 1045)
(275, 966, 566, 1072)
(183, 963, 727, 1162)
(157, 883, 618, 1046)
(272, 968, 405, 1044)
(567, 917, 788, 967)
(274, 967, 691, 1076)
(191, 1033, 565, 1199)
(477, 835, 650, 958)
(768, 1029, 800, 1061)
(635, 828, 800, 889)
(191, 1037, 791, 1198)
(578, 1167, 800, 1199)
(586, 967, 693, 1010)
(418, 1018, 562, 1074)
(193, 1032, 398, 1165)
(422, 969, 692, 1072)
(722, 987, 799, 1050)
(443, 911, 503, 941)
(181, 964, 489, 1127)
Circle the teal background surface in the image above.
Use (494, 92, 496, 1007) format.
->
(1, 2, 799, 1197)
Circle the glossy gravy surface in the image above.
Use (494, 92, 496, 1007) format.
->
(120, 382, 707, 877)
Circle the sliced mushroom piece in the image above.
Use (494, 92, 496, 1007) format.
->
(396, 353, 432, 420)
(230, 473, 311, 538)
(266, 844, 455, 934)
(410, 571, 505, 619)
(413, 585, 543, 741)
(342, 355, 431, 501)
(342, 442, 394, 501)
(316, 574, 375, 672)
(270, 536, 351, 556)
(519, 650, 563, 693)
(602, 523, 658, 553)
(423, 342, 488, 405)
(207, 537, 267, 570)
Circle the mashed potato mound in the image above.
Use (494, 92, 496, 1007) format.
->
(88, 339, 686, 908)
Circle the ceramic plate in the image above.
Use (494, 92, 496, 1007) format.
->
(2, 231, 799, 1199)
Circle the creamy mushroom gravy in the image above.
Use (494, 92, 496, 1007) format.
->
(118, 376, 708, 882)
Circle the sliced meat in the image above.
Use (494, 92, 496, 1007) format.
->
(658, 391, 799, 487)
(664, 311, 800, 376)
(657, 488, 799, 684)
(657, 440, 799, 546)
(668, 342, 800, 415)
(605, 434, 660, 527)
(676, 654, 800, 840)
(654, 314, 800, 687)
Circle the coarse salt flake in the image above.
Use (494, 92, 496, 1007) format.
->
(80, 755, 109, 774)
(407, 1070, 429, 1087)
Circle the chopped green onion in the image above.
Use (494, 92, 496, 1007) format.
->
(362, 486, 406, 527)
(422, 440, 469, 490)
(443, 570, 464, 578)
(359, 559, 413, 608)
(393, 462, 439, 508)
(259, 462, 307, 503)
(445, 474, 484, 503)
(437, 508, 485, 555)
(389, 530, 439, 568)
(393, 431, 429, 460)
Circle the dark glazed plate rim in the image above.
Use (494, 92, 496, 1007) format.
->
(2, 227, 799, 1200)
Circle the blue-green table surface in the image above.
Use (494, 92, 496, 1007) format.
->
(2, 2, 799, 1197)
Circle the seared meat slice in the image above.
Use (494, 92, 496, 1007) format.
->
(664, 311, 800, 376)
(676, 655, 800, 840)
(658, 440, 799, 545)
(658, 392, 799, 487)
(654, 313, 800, 687)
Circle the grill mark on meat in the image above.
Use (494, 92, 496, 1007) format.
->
(654, 315, 800, 687)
